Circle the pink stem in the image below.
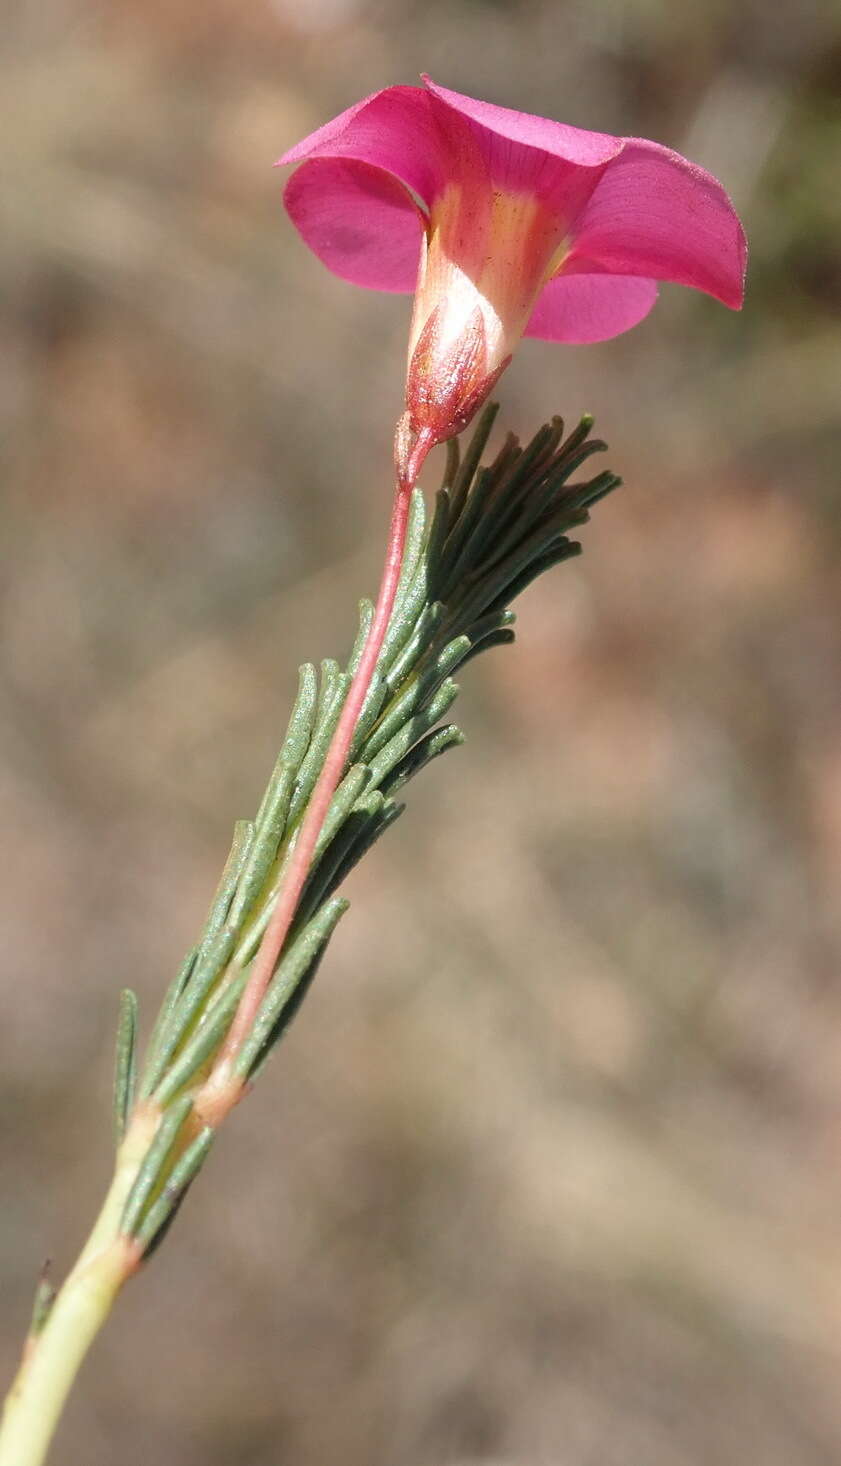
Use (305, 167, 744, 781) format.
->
(200, 429, 435, 1115)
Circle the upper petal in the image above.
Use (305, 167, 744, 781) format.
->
(422, 76, 624, 168)
(420, 79, 621, 243)
(566, 139, 747, 308)
(525, 273, 658, 343)
(283, 157, 424, 292)
(277, 85, 444, 209)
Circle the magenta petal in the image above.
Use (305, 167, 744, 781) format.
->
(525, 274, 658, 343)
(278, 85, 443, 209)
(568, 139, 747, 308)
(283, 158, 424, 292)
(422, 76, 623, 168)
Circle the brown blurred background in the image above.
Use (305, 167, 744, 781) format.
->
(2, 1, 841, 1462)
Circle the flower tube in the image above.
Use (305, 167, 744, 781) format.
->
(280, 76, 747, 482)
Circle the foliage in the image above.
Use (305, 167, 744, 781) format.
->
(114, 404, 620, 1256)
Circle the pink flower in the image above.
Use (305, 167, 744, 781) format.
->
(279, 77, 746, 484)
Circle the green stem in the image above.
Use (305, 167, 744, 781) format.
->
(0, 1108, 158, 1466)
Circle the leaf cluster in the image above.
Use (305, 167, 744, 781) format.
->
(112, 405, 620, 1255)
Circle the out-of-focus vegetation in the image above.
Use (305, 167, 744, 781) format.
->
(2, 2, 841, 1463)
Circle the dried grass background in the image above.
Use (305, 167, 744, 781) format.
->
(2, 1, 841, 1462)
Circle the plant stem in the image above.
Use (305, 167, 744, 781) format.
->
(0, 1107, 158, 1466)
(197, 434, 434, 1125)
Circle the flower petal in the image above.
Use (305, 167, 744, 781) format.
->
(525, 273, 658, 343)
(283, 157, 424, 292)
(422, 76, 623, 167)
(567, 139, 747, 308)
(278, 85, 443, 208)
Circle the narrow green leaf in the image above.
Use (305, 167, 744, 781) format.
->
(280, 662, 319, 772)
(373, 488, 430, 684)
(366, 679, 460, 790)
(244, 936, 336, 1084)
(456, 627, 517, 668)
(384, 602, 445, 693)
(547, 438, 608, 489)
(438, 466, 500, 600)
(448, 400, 499, 519)
(442, 435, 460, 488)
(138, 948, 197, 1099)
(226, 762, 295, 931)
(313, 763, 371, 860)
(390, 487, 427, 615)
(151, 969, 248, 1108)
(144, 926, 237, 1096)
(137, 821, 254, 1097)
(314, 658, 340, 728)
(349, 668, 390, 759)
(558, 469, 622, 512)
(120, 1095, 194, 1238)
(463, 421, 566, 564)
(423, 488, 452, 589)
(320, 801, 404, 906)
(459, 608, 516, 648)
(234, 897, 350, 1079)
(379, 556, 434, 673)
(484, 540, 583, 618)
(197, 821, 254, 953)
(525, 416, 571, 482)
(347, 599, 375, 676)
(451, 512, 583, 634)
(135, 1127, 215, 1252)
(360, 637, 466, 766)
(455, 431, 524, 553)
(295, 792, 386, 925)
(287, 670, 350, 825)
(476, 472, 563, 571)
(379, 723, 466, 798)
(113, 989, 139, 1146)
(555, 413, 594, 461)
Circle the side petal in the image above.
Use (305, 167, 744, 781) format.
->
(567, 139, 747, 308)
(278, 85, 443, 209)
(525, 273, 658, 343)
(284, 158, 424, 292)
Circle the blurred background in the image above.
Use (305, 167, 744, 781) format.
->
(2, 1, 841, 1462)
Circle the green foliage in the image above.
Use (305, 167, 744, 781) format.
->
(119, 406, 621, 1254)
